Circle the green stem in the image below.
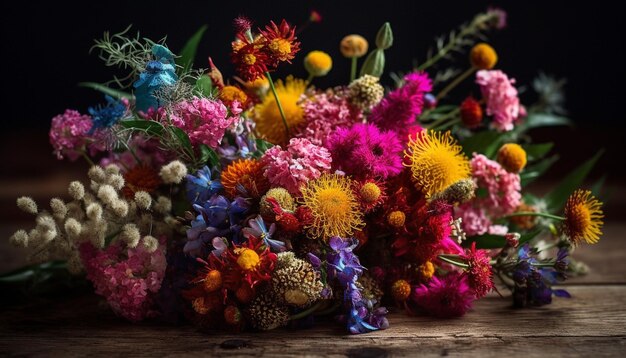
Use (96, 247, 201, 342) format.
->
(306, 73, 315, 85)
(350, 57, 357, 83)
(416, 19, 480, 71)
(504, 212, 566, 221)
(438, 254, 469, 269)
(433, 117, 461, 131)
(426, 107, 460, 130)
(265, 72, 290, 137)
(314, 302, 341, 316)
(81, 151, 95, 167)
(289, 301, 326, 321)
(436, 67, 476, 101)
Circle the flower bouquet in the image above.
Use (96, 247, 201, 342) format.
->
(6, 8, 605, 334)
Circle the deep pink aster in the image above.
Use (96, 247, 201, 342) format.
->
(328, 123, 403, 180)
(49, 109, 96, 161)
(261, 138, 332, 195)
(476, 70, 521, 132)
(294, 91, 362, 146)
(369, 71, 432, 138)
(165, 97, 238, 149)
(412, 273, 475, 318)
(457, 154, 521, 236)
(79, 239, 167, 322)
(460, 242, 494, 298)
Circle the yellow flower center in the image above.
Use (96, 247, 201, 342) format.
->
(236, 248, 260, 271)
(387, 211, 406, 228)
(203, 269, 223, 293)
(564, 190, 604, 245)
(304, 51, 333, 76)
(359, 182, 381, 203)
(243, 53, 257, 65)
(417, 261, 435, 281)
(497, 143, 527, 173)
(391, 279, 411, 301)
(269, 39, 292, 58)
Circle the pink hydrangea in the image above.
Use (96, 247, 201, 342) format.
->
(261, 138, 332, 195)
(327, 123, 403, 180)
(293, 91, 362, 146)
(369, 71, 432, 138)
(49, 109, 95, 160)
(79, 239, 167, 322)
(476, 70, 521, 132)
(166, 97, 238, 149)
(457, 154, 521, 236)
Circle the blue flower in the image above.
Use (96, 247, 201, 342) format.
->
(133, 45, 178, 112)
(242, 215, 285, 252)
(88, 96, 127, 134)
(186, 166, 223, 204)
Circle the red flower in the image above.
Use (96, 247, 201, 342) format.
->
(460, 96, 483, 128)
(259, 19, 301, 64)
(231, 34, 270, 82)
(226, 237, 277, 288)
(460, 242, 495, 298)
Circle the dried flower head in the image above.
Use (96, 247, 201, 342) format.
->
(160, 160, 188, 184)
(470, 43, 498, 70)
(247, 291, 290, 331)
(68, 181, 86, 200)
(17, 197, 38, 215)
(497, 143, 527, 173)
(340, 34, 369, 58)
(270, 252, 323, 307)
(348, 75, 384, 111)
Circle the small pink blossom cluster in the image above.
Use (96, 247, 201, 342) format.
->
(79, 240, 167, 322)
(49, 110, 96, 160)
(369, 71, 432, 139)
(294, 91, 362, 146)
(457, 153, 522, 236)
(167, 97, 240, 148)
(261, 138, 332, 195)
(476, 70, 521, 132)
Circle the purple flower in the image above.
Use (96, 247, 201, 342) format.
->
(328, 123, 403, 180)
(242, 215, 285, 252)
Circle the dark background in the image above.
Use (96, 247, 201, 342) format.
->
(0, 0, 624, 183)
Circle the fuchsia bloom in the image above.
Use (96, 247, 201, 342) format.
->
(261, 138, 332, 195)
(457, 154, 522, 236)
(412, 273, 475, 318)
(461, 242, 495, 298)
(476, 70, 521, 132)
(79, 240, 167, 322)
(328, 123, 403, 180)
(49, 109, 96, 160)
(294, 91, 362, 146)
(369, 71, 432, 138)
(167, 97, 239, 149)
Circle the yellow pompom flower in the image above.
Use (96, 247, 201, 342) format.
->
(219, 85, 248, 107)
(236, 248, 261, 271)
(497, 143, 527, 173)
(563, 190, 604, 245)
(304, 51, 333, 77)
(301, 174, 364, 240)
(202, 270, 223, 293)
(340, 34, 369, 58)
(417, 261, 435, 281)
(391, 279, 411, 301)
(470, 43, 498, 70)
(253, 76, 307, 145)
(404, 130, 471, 198)
(387, 210, 406, 228)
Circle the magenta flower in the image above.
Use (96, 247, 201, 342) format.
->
(328, 123, 403, 180)
(412, 273, 475, 318)
(166, 97, 238, 149)
(261, 138, 332, 195)
(293, 91, 362, 146)
(49, 109, 96, 161)
(79, 239, 167, 322)
(369, 71, 432, 138)
(457, 154, 522, 236)
(476, 70, 521, 132)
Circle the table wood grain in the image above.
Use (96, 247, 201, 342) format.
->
(1, 223, 625, 357)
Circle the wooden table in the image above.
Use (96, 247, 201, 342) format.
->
(1, 223, 625, 357)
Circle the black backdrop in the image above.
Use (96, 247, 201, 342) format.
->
(0, 0, 624, 179)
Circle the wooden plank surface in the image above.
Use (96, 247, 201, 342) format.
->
(1, 223, 625, 357)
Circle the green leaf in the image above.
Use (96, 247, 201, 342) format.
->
(170, 126, 193, 152)
(464, 229, 542, 249)
(0, 260, 67, 283)
(522, 143, 554, 162)
(177, 25, 208, 73)
(195, 74, 215, 97)
(120, 120, 165, 136)
(544, 150, 604, 212)
(520, 154, 559, 186)
(515, 113, 572, 134)
(78, 82, 133, 99)
(460, 130, 503, 158)
(590, 174, 607, 198)
(199, 144, 220, 167)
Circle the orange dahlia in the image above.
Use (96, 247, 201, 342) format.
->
(220, 159, 269, 198)
(122, 165, 161, 198)
(259, 19, 301, 64)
